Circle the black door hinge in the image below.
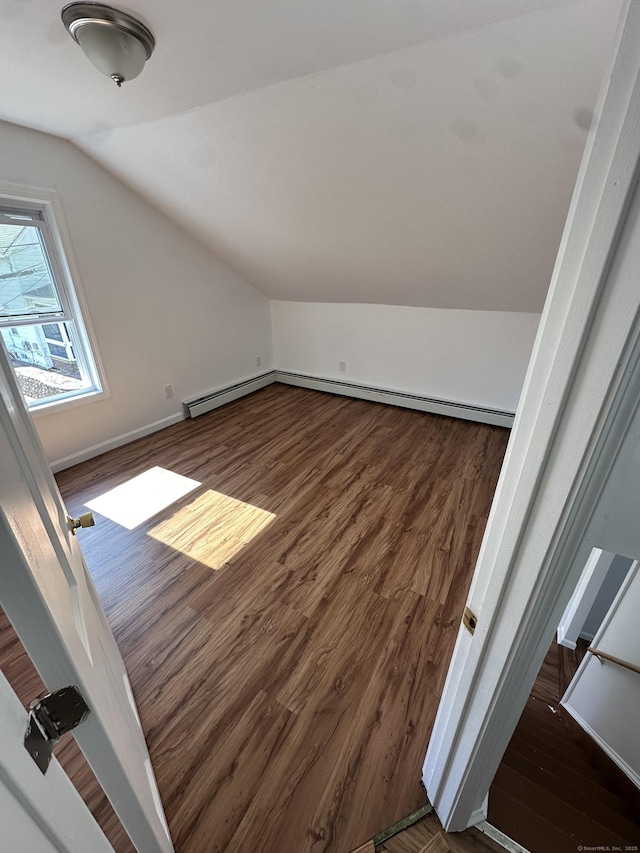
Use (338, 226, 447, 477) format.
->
(24, 686, 91, 774)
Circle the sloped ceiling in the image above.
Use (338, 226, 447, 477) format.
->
(1, 0, 622, 311)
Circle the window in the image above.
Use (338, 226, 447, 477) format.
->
(0, 202, 103, 410)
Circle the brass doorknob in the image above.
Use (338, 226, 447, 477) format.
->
(67, 512, 95, 534)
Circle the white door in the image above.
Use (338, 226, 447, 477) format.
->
(0, 670, 113, 852)
(562, 560, 640, 787)
(0, 345, 173, 852)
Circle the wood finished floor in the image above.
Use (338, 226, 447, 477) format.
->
(489, 640, 640, 851)
(1, 385, 509, 852)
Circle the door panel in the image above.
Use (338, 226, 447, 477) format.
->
(0, 670, 112, 852)
(0, 344, 173, 852)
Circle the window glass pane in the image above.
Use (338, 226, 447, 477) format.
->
(1, 321, 92, 406)
(0, 223, 63, 319)
(42, 323, 63, 342)
(47, 343, 68, 359)
(0, 200, 102, 410)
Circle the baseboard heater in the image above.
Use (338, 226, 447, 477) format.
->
(276, 371, 515, 427)
(183, 371, 277, 418)
(183, 369, 514, 427)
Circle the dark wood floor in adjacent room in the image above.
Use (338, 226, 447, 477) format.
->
(1, 384, 509, 853)
(489, 640, 640, 852)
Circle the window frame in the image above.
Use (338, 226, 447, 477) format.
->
(0, 183, 109, 415)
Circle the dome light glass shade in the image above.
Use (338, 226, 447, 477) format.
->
(75, 22, 147, 82)
(62, 3, 154, 86)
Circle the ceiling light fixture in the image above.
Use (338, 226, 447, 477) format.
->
(61, 2, 154, 87)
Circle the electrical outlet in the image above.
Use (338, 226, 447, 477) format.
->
(339, 361, 346, 372)
(163, 384, 173, 399)
(256, 355, 262, 367)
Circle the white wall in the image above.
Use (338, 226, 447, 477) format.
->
(581, 553, 633, 641)
(0, 119, 541, 466)
(0, 121, 273, 466)
(272, 301, 539, 412)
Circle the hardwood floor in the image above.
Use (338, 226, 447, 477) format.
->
(489, 640, 640, 851)
(1, 384, 508, 852)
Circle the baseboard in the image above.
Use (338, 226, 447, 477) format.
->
(274, 370, 514, 427)
(556, 626, 577, 650)
(467, 793, 488, 827)
(562, 703, 640, 790)
(578, 631, 595, 643)
(50, 369, 513, 471)
(49, 412, 184, 473)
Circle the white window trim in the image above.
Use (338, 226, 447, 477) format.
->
(0, 181, 110, 416)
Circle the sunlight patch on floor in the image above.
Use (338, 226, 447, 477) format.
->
(85, 467, 201, 530)
(147, 489, 276, 570)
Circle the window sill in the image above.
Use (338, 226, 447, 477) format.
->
(29, 387, 110, 419)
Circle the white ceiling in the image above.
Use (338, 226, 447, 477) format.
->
(1, 0, 622, 311)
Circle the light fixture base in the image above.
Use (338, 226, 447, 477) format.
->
(61, 2, 155, 59)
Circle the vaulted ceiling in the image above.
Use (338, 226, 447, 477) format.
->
(1, 0, 622, 311)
